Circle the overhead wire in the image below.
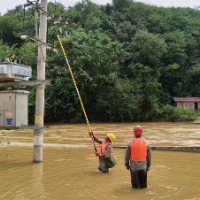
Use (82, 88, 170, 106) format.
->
(52, 0, 57, 47)
(21, 4, 35, 63)
(21, 5, 26, 35)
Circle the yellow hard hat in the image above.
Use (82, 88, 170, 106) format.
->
(11, 54, 16, 60)
(107, 133, 116, 142)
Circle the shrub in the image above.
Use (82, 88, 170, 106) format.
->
(159, 105, 200, 121)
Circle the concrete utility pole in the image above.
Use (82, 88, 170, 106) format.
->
(33, 0, 48, 162)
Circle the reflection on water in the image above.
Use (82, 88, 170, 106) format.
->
(32, 163, 45, 199)
(0, 122, 200, 199)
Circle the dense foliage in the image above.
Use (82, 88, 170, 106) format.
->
(1, 0, 200, 122)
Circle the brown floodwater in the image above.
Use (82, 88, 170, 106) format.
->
(1, 122, 200, 200)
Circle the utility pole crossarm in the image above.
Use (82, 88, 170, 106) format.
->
(21, 35, 58, 51)
(37, 6, 61, 22)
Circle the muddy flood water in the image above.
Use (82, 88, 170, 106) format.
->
(1, 122, 200, 200)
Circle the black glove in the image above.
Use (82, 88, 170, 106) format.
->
(88, 132, 94, 137)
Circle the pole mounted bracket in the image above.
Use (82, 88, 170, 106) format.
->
(0, 80, 51, 87)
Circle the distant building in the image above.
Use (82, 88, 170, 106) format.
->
(173, 97, 200, 110)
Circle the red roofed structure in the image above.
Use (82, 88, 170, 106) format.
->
(173, 97, 200, 110)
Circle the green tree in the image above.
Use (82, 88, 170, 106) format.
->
(129, 30, 166, 77)
(128, 63, 163, 121)
(113, 0, 133, 12)
(0, 40, 17, 61)
(2, 1, 200, 123)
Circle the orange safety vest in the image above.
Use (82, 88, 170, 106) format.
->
(130, 138, 148, 162)
(99, 141, 113, 157)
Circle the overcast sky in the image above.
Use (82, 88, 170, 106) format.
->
(1, 0, 200, 15)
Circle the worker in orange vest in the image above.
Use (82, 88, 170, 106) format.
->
(89, 132, 116, 173)
(125, 125, 151, 188)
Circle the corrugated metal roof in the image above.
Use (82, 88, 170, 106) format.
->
(173, 97, 200, 102)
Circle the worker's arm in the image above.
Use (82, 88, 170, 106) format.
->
(88, 132, 102, 144)
(125, 142, 131, 170)
(147, 144, 151, 170)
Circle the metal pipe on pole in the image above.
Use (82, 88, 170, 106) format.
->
(33, 0, 47, 162)
(35, 9, 38, 39)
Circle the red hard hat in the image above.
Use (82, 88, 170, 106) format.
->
(133, 125, 143, 136)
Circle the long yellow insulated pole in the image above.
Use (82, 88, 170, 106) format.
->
(57, 35, 97, 152)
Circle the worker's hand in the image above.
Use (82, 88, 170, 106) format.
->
(89, 132, 94, 137)
(95, 152, 99, 157)
(126, 165, 130, 171)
